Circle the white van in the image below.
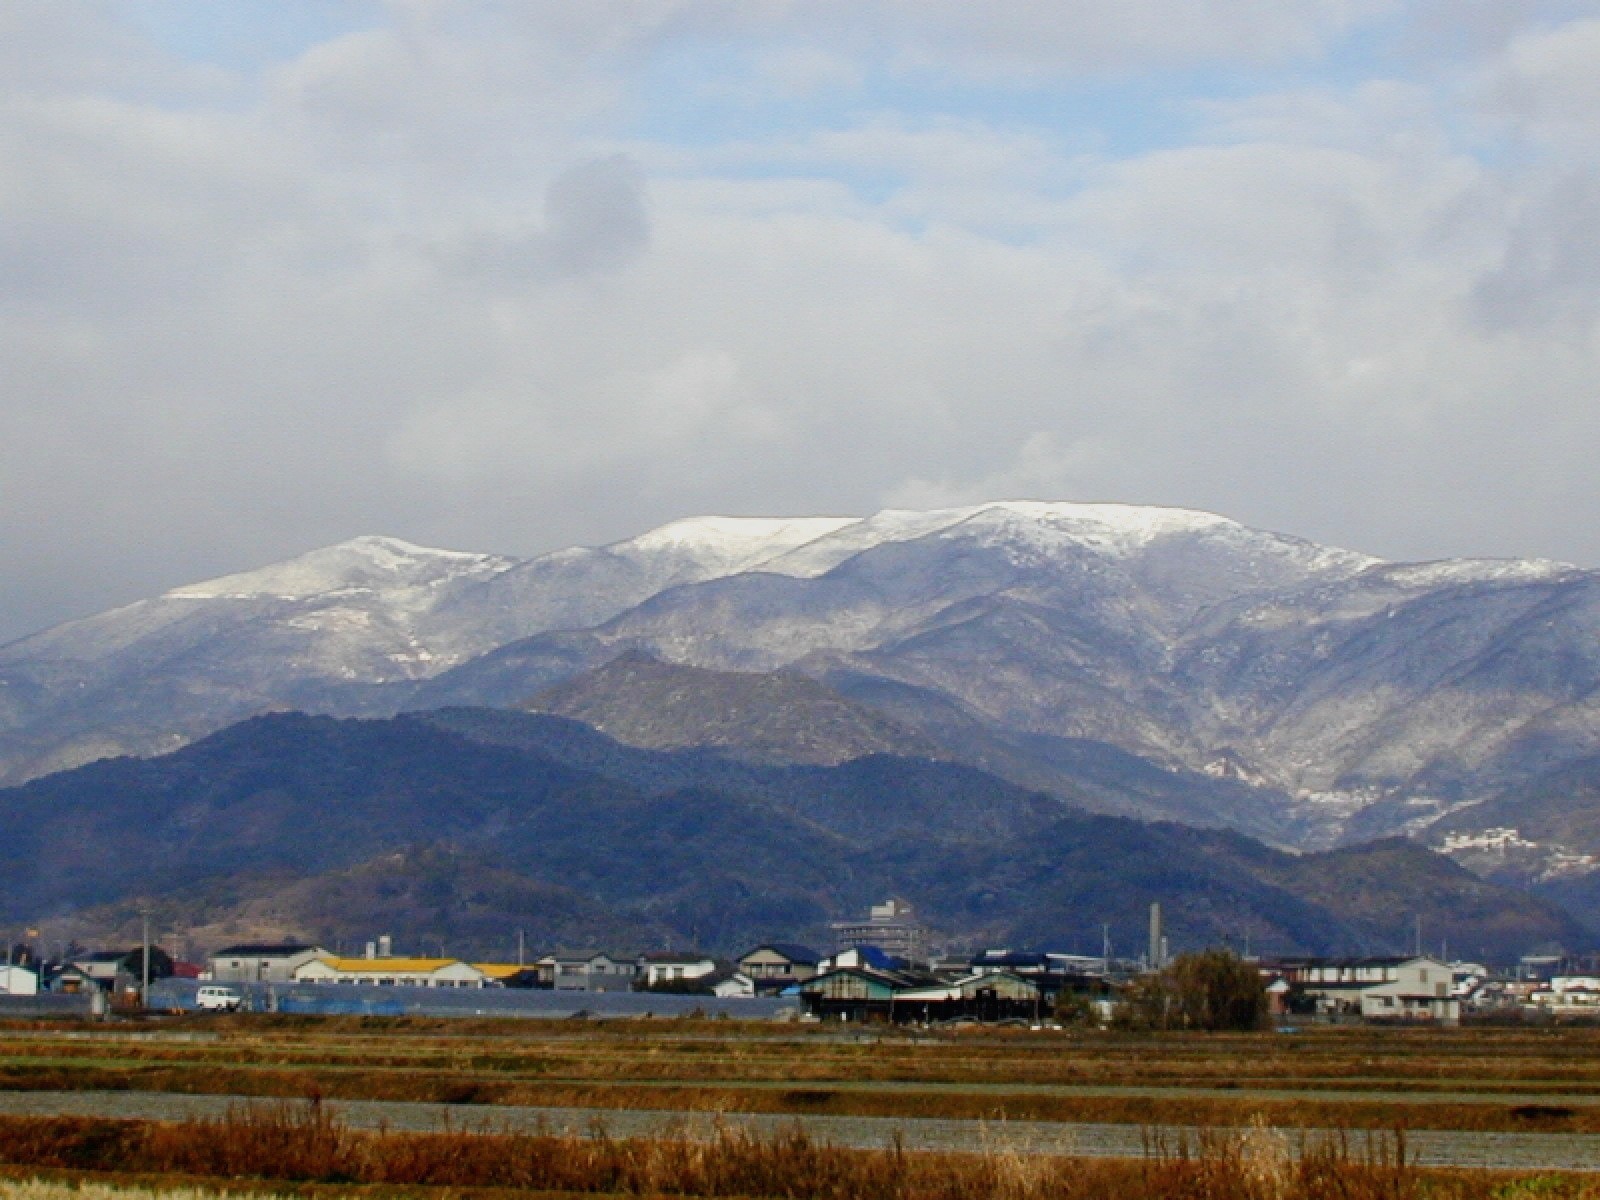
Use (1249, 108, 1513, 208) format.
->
(195, 985, 243, 1012)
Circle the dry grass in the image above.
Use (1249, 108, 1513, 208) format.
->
(7, 1020, 1600, 1093)
(0, 1101, 1545, 1200)
(2, 1062, 1598, 1134)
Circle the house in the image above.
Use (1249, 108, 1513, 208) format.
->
(638, 953, 718, 989)
(207, 943, 331, 983)
(552, 953, 636, 993)
(969, 949, 1114, 1009)
(1529, 976, 1600, 1014)
(798, 965, 918, 1021)
(44, 964, 98, 994)
(830, 899, 927, 963)
(892, 970, 1044, 1023)
(0, 964, 39, 996)
(69, 948, 173, 995)
(816, 945, 909, 975)
(1274, 956, 1460, 1023)
(798, 962, 1043, 1024)
(709, 970, 756, 998)
(737, 944, 822, 992)
(293, 957, 492, 988)
(473, 963, 546, 988)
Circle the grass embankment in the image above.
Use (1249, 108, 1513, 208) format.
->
(0, 1100, 1591, 1200)
(5, 1021, 1600, 1134)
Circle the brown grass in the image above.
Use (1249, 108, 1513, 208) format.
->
(0, 1100, 1582, 1200)
(3, 1061, 1599, 1134)
(11, 1021, 1600, 1093)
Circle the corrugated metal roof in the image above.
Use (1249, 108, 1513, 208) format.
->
(320, 958, 466, 973)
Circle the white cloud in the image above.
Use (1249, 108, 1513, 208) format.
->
(2, 2, 1600, 643)
(1483, 16, 1600, 147)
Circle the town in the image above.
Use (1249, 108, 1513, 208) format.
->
(5, 898, 1599, 1027)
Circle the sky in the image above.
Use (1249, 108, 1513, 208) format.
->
(3, 1, 1599, 643)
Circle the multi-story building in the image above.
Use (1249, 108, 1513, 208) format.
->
(1273, 956, 1459, 1023)
(830, 898, 927, 963)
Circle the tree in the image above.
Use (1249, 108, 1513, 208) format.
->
(123, 946, 175, 982)
(1116, 949, 1268, 1031)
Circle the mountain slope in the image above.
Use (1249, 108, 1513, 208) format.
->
(7, 501, 1600, 863)
(521, 653, 945, 766)
(0, 708, 1580, 963)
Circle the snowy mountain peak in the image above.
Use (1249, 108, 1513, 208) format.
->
(166, 536, 514, 601)
(611, 515, 859, 572)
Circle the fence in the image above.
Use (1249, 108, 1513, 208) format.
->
(0, 992, 102, 1018)
(148, 979, 798, 1021)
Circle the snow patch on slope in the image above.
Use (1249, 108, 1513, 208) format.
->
(757, 501, 1249, 577)
(1371, 559, 1578, 589)
(613, 516, 858, 575)
(168, 536, 514, 601)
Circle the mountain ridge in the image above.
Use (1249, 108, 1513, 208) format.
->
(6, 707, 1581, 963)
(6, 500, 1600, 885)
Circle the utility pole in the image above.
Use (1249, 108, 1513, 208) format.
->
(1414, 914, 1423, 958)
(140, 909, 151, 1010)
(517, 928, 525, 968)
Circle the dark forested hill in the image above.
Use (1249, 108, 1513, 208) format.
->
(2, 708, 1582, 961)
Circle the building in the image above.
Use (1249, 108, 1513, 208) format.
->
(551, 953, 637, 992)
(798, 964, 1043, 1023)
(0, 964, 38, 996)
(709, 971, 756, 998)
(473, 963, 546, 988)
(968, 949, 1114, 1008)
(638, 954, 718, 989)
(207, 943, 331, 983)
(830, 899, 927, 962)
(1529, 976, 1600, 1015)
(816, 945, 908, 975)
(294, 957, 492, 988)
(68, 949, 173, 995)
(798, 965, 919, 1021)
(1275, 956, 1460, 1023)
(893, 971, 1044, 1023)
(737, 944, 822, 992)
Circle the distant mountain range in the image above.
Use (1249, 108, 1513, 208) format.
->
(3, 709, 1579, 962)
(4, 500, 1600, 923)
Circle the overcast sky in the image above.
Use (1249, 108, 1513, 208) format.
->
(3, 1, 1599, 643)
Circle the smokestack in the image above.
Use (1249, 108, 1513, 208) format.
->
(378, 934, 393, 959)
(1148, 902, 1163, 970)
(364, 941, 376, 960)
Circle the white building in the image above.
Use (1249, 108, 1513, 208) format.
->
(710, 971, 756, 998)
(0, 964, 39, 995)
(638, 954, 717, 988)
(294, 957, 492, 988)
(1529, 976, 1600, 1014)
(1278, 956, 1460, 1023)
(207, 943, 331, 983)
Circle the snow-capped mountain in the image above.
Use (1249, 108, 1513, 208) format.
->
(4, 500, 1600, 870)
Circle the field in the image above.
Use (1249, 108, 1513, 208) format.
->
(2, 1015, 1600, 1197)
